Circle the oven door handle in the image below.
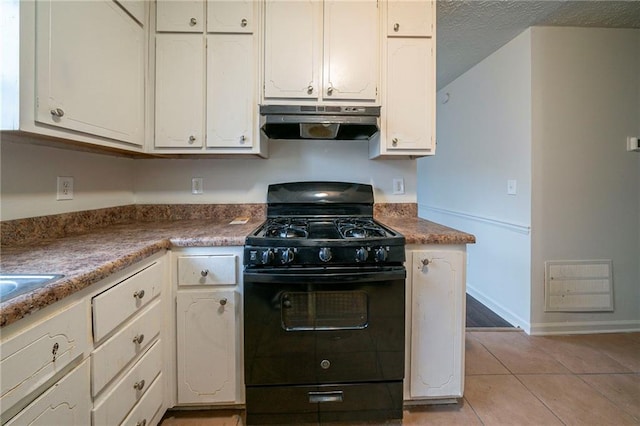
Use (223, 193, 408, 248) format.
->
(308, 391, 344, 404)
(244, 267, 406, 284)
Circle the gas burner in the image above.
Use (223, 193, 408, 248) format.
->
(264, 218, 309, 239)
(336, 218, 387, 239)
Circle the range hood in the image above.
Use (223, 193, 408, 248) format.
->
(260, 105, 380, 140)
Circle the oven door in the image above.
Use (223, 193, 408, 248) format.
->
(243, 266, 406, 386)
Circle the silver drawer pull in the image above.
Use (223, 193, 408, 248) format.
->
(189, 17, 197, 26)
(133, 334, 144, 344)
(136, 419, 147, 426)
(133, 379, 145, 391)
(219, 298, 227, 306)
(200, 269, 209, 277)
(309, 391, 343, 403)
(394, 23, 400, 32)
(50, 108, 64, 117)
(422, 258, 430, 266)
(241, 18, 248, 27)
(133, 289, 145, 299)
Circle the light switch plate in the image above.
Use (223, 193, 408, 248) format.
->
(507, 179, 517, 195)
(192, 177, 203, 194)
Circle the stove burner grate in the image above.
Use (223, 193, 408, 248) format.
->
(335, 218, 387, 239)
(264, 218, 309, 239)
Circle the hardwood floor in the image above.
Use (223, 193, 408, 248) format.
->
(160, 331, 640, 425)
(465, 293, 513, 328)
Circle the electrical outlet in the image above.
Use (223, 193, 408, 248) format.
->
(627, 136, 640, 152)
(392, 178, 405, 195)
(192, 177, 204, 194)
(57, 176, 74, 200)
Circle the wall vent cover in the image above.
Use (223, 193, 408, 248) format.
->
(544, 260, 613, 312)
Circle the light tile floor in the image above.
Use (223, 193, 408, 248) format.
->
(160, 331, 640, 426)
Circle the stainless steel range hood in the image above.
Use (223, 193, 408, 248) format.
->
(260, 105, 380, 140)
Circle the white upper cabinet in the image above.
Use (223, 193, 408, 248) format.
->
(207, 35, 255, 148)
(385, 37, 434, 151)
(207, 0, 254, 33)
(35, 0, 145, 147)
(154, 34, 205, 148)
(263, 0, 379, 104)
(156, 0, 204, 32)
(263, 0, 322, 100)
(387, 0, 434, 37)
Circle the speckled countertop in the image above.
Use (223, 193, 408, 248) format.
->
(0, 206, 474, 328)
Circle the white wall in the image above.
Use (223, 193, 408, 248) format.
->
(530, 27, 640, 334)
(417, 29, 533, 331)
(133, 139, 416, 204)
(0, 138, 135, 220)
(0, 137, 416, 220)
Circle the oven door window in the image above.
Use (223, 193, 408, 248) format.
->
(281, 291, 368, 331)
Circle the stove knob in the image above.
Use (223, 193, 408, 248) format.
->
(281, 248, 295, 264)
(355, 247, 369, 263)
(374, 247, 388, 262)
(262, 249, 275, 265)
(319, 247, 332, 262)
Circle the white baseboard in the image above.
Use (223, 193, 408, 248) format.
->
(529, 320, 640, 336)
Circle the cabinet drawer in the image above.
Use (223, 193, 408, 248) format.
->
(91, 300, 162, 397)
(92, 340, 162, 426)
(0, 301, 88, 420)
(120, 372, 164, 426)
(93, 261, 163, 342)
(5, 358, 91, 426)
(178, 255, 237, 286)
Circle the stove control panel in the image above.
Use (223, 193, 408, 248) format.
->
(245, 245, 404, 267)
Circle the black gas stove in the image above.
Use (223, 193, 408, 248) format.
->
(243, 182, 406, 425)
(244, 181, 405, 268)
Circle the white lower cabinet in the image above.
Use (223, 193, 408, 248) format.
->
(405, 247, 466, 401)
(176, 289, 238, 404)
(5, 359, 92, 426)
(173, 247, 243, 406)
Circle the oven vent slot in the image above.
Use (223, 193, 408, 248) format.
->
(544, 260, 613, 312)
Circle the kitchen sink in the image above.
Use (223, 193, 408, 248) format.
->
(0, 274, 64, 302)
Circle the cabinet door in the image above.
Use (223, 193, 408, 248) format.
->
(263, 0, 322, 100)
(409, 250, 465, 399)
(155, 34, 205, 148)
(5, 360, 91, 426)
(35, 0, 144, 146)
(206, 35, 254, 148)
(323, 0, 379, 101)
(387, 0, 434, 37)
(386, 37, 434, 151)
(156, 0, 204, 32)
(208, 0, 254, 33)
(177, 290, 238, 404)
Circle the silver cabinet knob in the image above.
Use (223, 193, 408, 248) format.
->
(392, 138, 398, 147)
(394, 23, 400, 32)
(136, 420, 147, 426)
(133, 379, 145, 391)
(307, 85, 314, 94)
(326, 85, 333, 95)
(190, 17, 197, 26)
(50, 108, 64, 118)
(422, 258, 430, 266)
(52, 342, 59, 361)
(133, 290, 145, 299)
(133, 334, 145, 344)
(241, 18, 248, 27)
(219, 298, 227, 306)
(200, 269, 209, 277)
(240, 135, 246, 143)
(188, 135, 196, 144)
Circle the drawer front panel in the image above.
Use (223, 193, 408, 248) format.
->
(91, 300, 161, 397)
(120, 372, 164, 426)
(93, 260, 163, 343)
(0, 301, 88, 420)
(92, 339, 162, 426)
(178, 255, 237, 286)
(5, 359, 91, 426)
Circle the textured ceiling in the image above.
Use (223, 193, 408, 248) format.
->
(436, 0, 640, 89)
